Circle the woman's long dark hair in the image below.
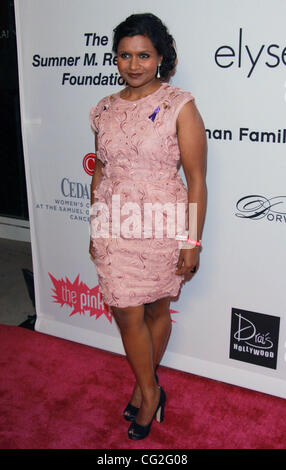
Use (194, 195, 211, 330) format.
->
(112, 13, 177, 80)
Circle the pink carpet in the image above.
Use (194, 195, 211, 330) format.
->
(0, 324, 285, 449)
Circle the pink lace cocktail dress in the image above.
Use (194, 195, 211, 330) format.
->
(89, 82, 194, 308)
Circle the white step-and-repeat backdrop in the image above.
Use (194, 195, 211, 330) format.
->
(15, 0, 286, 399)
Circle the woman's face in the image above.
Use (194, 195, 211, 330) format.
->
(117, 35, 162, 88)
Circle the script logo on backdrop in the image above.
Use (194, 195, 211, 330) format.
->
(229, 307, 280, 369)
(214, 28, 286, 77)
(235, 195, 286, 223)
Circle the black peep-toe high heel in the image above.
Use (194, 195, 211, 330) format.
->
(123, 372, 159, 422)
(128, 385, 166, 440)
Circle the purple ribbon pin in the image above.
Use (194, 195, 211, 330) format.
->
(148, 106, 160, 122)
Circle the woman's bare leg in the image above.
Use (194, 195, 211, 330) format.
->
(146, 296, 172, 369)
(127, 296, 172, 409)
(112, 304, 160, 426)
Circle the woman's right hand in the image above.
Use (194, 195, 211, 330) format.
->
(89, 238, 96, 260)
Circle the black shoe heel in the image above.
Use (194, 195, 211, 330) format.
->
(123, 372, 159, 422)
(128, 385, 166, 440)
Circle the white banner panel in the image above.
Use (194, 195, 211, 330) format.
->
(15, 0, 286, 399)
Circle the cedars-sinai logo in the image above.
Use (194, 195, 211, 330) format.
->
(49, 273, 180, 323)
(83, 153, 96, 176)
(235, 195, 286, 222)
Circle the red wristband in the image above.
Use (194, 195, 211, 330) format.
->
(186, 237, 201, 247)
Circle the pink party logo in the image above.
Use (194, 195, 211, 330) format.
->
(83, 152, 96, 176)
(49, 273, 180, 323)
(49, 273, 112, 322)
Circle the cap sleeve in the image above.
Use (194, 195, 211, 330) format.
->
(89, 96, 108, 133)
(89, 105, 100, 133)
(173, 91, 195, 122)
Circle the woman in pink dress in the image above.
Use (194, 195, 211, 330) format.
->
(89, 13, 207, 440)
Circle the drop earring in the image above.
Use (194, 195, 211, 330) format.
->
(156, 64, 161, 79)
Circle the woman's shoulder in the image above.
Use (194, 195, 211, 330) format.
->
(89, 91, 119, 132)
(162, 82, 195, 102)
(161, 83, 195, 121)
(158, 83, 195, 125)
(90, 92, 115, 112)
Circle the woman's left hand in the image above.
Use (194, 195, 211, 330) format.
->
(175, 246, 200, 276)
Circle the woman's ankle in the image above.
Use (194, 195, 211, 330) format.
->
(141, 383, 160, 403)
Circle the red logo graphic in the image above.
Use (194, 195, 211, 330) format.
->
(83, 153, 96, 176)
(49, 273, 112, 322)
(49, 273, 180, 323)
